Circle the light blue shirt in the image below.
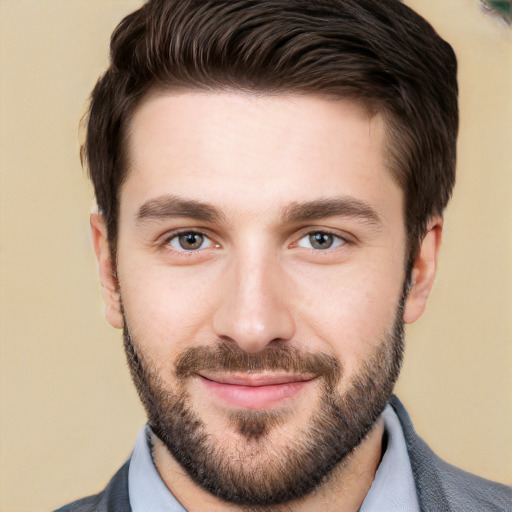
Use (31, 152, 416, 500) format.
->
(359, 405, 420, 511)
(128, 404, 420, 511)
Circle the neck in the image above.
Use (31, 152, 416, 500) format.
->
(152, 418, 385, 512)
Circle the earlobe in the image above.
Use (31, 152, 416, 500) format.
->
(403, 217, 443, 324)
(90, 213, 124, 329)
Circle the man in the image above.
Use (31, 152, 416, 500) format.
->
(57, 0, 511, 510)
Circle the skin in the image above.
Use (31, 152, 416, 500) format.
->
(92, 91, 442, 511)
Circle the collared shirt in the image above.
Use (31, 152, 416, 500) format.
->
(359, 405, 420, 511)
(128, 403, 420, 511)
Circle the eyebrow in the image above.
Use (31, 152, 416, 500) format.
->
(136, 195, 226, 224)
(282, 197, 382, 227)
(136, 194, 382, 228)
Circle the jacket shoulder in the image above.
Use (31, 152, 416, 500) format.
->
(435, 455, 512, 511)
(390, 396, 512, 511)
(54, 460, 131, 512)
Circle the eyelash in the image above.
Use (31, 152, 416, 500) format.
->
(295, 231, 347, 250)
(162, 230, 218, 252)
(160, 229, 350, 254)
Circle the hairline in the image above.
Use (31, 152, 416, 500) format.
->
(116, 83, 408, 230)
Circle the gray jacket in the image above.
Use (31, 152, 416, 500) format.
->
(55, 396, 512, 511)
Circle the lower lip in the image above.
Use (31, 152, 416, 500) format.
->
(200, 377, 311, 409)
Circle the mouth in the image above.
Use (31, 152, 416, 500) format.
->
(197, 371, 317, 409)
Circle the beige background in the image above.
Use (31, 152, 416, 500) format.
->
(0, 1, 511, 510)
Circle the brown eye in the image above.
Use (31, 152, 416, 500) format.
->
(169, 232, 211, 251)
(297, 231, 345, 250)
(309, 232, 334, 249)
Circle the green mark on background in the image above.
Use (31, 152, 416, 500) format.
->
(481, 0, 512, 24)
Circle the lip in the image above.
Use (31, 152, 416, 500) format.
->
(197, 372, 316, 409)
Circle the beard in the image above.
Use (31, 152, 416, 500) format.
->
(122, 296, 405, 507)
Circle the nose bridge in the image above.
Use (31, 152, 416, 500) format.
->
(213, 241, 295, 353)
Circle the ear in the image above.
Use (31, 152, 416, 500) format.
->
(403, 216, 443, 324)
(90, 213, 124, 329)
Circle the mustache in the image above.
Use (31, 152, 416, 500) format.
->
(175, 342, 342, 389)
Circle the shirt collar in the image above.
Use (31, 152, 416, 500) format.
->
(359, 404, 420, 511)
(129, 403, 419, 511)
(128, 426, 186, 511)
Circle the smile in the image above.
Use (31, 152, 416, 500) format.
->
(197, 372, 317, 409)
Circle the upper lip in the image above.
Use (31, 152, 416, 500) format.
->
(197, 372, 317, 387)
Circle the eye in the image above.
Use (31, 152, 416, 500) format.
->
(297, 231, 345, 250)
(168, 231, 214, 251)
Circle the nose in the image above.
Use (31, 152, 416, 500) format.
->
(212, 251, 295, 354)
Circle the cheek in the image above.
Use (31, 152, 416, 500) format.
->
(117, 256, 220, 360)
(290, 260, 404, 374)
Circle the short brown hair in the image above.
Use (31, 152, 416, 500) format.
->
(83, 0, 458, 264)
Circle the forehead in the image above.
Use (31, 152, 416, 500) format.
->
(121, 91, 402, 223)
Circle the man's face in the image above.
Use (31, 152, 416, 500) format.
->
(107, 92, 412, 504)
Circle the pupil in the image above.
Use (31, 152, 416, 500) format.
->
(180, 233, 203, 249)
(310, 232, 333, 249)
